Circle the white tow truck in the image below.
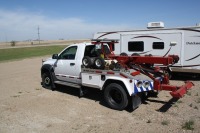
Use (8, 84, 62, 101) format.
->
(41, 39, 193, 111)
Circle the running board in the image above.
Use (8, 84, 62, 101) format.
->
(54, 81, 81, 88)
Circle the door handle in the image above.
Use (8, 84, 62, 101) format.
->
(70, 63, 75, 66)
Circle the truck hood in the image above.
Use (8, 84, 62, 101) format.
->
(42, 58, 57, 66)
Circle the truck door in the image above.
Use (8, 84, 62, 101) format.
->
(54, 46, 78, 83)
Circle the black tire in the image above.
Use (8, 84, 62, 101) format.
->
(120, 52, 128, 56)
(104, 83, 129, 110)
(82, 56, 92, 68)
(114, 63, 122, 70)
(166, 69, 173, 79)
(131, 53, 140, 56)
(144, 54, 154, 67)
(94, 57, 105, 69)
(42, 72, 52, 89)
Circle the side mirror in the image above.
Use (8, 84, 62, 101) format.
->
(52, 54, 58, 59)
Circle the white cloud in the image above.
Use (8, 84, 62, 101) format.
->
(0, 9, 131, 42)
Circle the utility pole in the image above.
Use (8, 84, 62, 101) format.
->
(38, 25, 40, 44)
(4, 32, 8, 45)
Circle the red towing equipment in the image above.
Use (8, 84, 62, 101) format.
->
(90, 39, 194, 98)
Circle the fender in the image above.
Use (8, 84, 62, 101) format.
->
(102, 75, 153, 96)
(102, 76, 133, 96)
(41, 64, 54, 75)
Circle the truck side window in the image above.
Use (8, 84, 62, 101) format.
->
(84, 45, 96, 57)
(59, 46, 77, 60)
(128, 41, 144, 51)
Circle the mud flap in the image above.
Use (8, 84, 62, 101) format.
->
(132, 95, 142, 110)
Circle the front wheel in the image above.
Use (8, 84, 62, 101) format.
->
(104, 83, 129, 110)
(42, 72, 53, 90)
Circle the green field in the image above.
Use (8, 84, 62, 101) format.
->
(0, 45, 66, 62)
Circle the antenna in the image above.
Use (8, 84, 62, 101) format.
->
(38, 25, 40, 44)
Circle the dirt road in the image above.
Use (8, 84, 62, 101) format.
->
(0, 57, 200, 133)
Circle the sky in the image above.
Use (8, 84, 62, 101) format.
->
(0, 0, 200, 42)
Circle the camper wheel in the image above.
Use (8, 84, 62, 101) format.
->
(164, 69, 173, 79)
(120, 52, 128, 56)
(145, 54, 154, 67)
(131, 53, 140, 56)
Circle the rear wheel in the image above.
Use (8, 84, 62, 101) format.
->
(104, 83, 128, 110)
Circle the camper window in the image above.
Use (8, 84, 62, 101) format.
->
(153, 42, 164, 49)
(128, 41, 144, 51)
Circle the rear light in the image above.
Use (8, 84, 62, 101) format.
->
(136, 81, 143, 88)
(143, 81, 150, 88)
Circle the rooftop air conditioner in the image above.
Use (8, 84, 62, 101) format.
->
(147, 22, 164, 29)
(196, 23, 200, 27)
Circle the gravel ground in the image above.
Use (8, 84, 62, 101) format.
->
(0, 57, 200, 133)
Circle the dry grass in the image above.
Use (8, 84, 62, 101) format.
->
(0, 39, 90, 48)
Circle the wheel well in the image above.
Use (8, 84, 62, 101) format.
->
(103, 79, 129, 96)
(41, 68, 50, 76)
(41, 64, 54, 76)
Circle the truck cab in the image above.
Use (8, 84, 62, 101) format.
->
(42, 43, 92, 84)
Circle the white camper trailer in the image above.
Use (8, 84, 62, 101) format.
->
(93, 22, 200, 76)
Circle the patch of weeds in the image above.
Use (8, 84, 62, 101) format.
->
(161, 120, 170, 126)
(173, 104, 178, 107)
(195, 93, 198, 96)
(177, 100, 183, 103)
(194, 106, 198, 110)
(182, 120, 194, 130)
(147, 119, 151, 123)
(12, 95, 20, 98)
(72, 127, 78, 130)
(186, 91, 191, 96)
(35, 88, 42, 90)
(18, 91, 22, 94)
(196, 98, 200, 103)
(189, 103, 193, 107)
(46, 124, 52, 128)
